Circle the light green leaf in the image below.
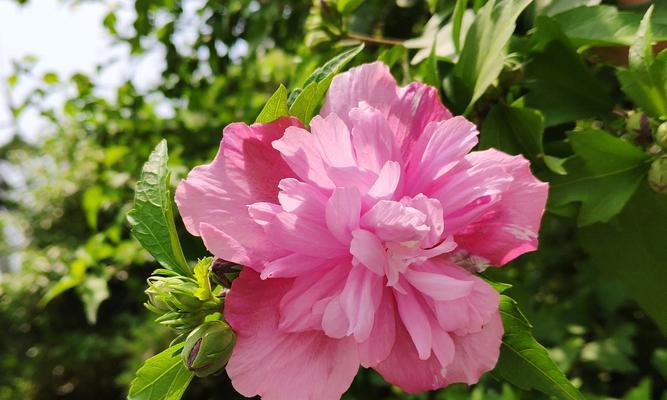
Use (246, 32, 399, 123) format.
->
(579, 185, 667, 336)
(193, 257, 213, 301)
(525, 17, 613, 126)
(404, 12, 474, 65)
(288, 43, 364, 124)
(337, 0, 363, 15)
(552, 5, 641, 47)
(452, 0, 467, 53)
(493, 295, 585, 400)
(82, 185, 104, 229)
(548, 130, 650, 226)
(128, 343, 193, 400)
(78, 275, 110, 324)
(255, 84, 289, 123)
(127, 140, 190, 276)
(377, 45, 406, 68)
(617, 7, 667, 119)
(450, 0, 532, 113)
(480, 103, 544, 160)
(39, 258, 89, 307)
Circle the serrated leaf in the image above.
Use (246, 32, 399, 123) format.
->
(480, 103, 544, 160)
(450, 0, 532, 113)
(548, 130, 650, 226)
(128, 343, 193, 400)
(127, 140, 190, 276)
(493, 295, 585, 400)
(525, 17, 614, 126)
(255, 84, 289, 123)
(579, 186, 667, 336)
(288, 44, 364, 123)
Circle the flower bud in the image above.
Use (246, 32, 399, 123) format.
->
(649, 157, 667, 194)
(182, 320, 236, 377)
(655, 122, 667, 150)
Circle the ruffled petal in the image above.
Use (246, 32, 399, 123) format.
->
(452, 149, 549, 266)
(357, 287, 396, 367)
(175, 117, 300, 268)
(225, 270, 359, 400)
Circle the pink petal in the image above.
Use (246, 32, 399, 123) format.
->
(401, 194, 445, 248)
(225, 270, 359, 400)
(367, 161, 402, 203)
(175, 117, 300, 268)
(325, 187, 362, 244)
(348, 103, 397, 173)
(321, 62, 398, 128)
(404, 116, 479, 195)
(357, 287, 396, 367)
(444, 313, 504, 385)
(266, 211, 347, 258)
(277, 178, 328, 221)
(260, 253, 330, 279)
(373, 316, 447, 393)
(311, 113, 357, 168)
(338, 265, 383, 342)
(453, 149, 549, 266)
(394, 283, 433, 360)
(349, 229, 387, 276)
(404, 269, 474, 301)
(278, 265, 349, 332)
(272, 126, 335, 189)
(361, 200, 429, 243)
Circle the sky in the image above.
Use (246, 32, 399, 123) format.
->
(0, 0, 164, 146)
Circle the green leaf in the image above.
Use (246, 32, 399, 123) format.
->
(337, 0, 363, 15)
(452, 0, 467, 53)
(288, 43, 364, 124)
(552, 5, 641, 47)
(422, 40, 440, 89)
(39, 258, 88, 307)
(193, 257, 213, 301)
(525, 17, 613, 127)
(82, 185, 104, 229)
(128, 343, 193, 400)
(617, 7, 667, 119)
(579, 185, 667, 336)
(255, 84, 289, 123)
(480, 103, 544, 160)
(127, 140, 190, 276)
(77, 275, 110, 324)
(450, 0, 532, 113)
(493, 295, 585, 400)
(548, 130, 650, 226)
(377, 45, 406, 68)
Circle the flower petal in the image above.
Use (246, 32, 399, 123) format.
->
(453, 150, 549, 266)
(175, 117, 300, 268)
(225, 270, 359, 400)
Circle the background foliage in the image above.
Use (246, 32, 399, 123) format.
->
(1, 0, 666, 399)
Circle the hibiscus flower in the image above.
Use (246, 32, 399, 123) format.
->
(176, 61, 548, 399)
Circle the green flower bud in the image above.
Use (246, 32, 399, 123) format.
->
(182, 321, 236, 377)
(649, 156, 667, 194)
(655, 122, 667, 150)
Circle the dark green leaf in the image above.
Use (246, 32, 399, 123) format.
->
(127, 140, 190, 276)
(549, 130, 650, 226)
(450, 0, 532, 113)
(255, 84, 289, 123)
(552, 5, 641, 47)
(579, 185, 667, 336)
(128, 343, 193, 400)
(525, 17, 613, 127)
(493, 295, 586, 400)
(480, 103, 544, 160)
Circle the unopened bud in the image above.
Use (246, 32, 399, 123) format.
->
(649, 156, 667, 194)
(182, 320, 236, 377)
(655, 122, 667, 150)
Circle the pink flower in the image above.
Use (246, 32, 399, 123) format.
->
(176, 62, 548, 399)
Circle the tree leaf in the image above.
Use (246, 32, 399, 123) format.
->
(288, 43, 364, 124)
(77, 275, 110, 324)
(493, 295, 586, 400)
(579, 185, 667, 336)
(548, 130, 650, 226)
(255, 84, 289, 123)
(450, 0, 532, 114)
(452, 0, 467, 53)
(480, 103, 544, 160)
(128, 343, 193, 400)
(552, 5, 641, 47)
(525, 17, 614, 127)
(127, 140, 190, 276)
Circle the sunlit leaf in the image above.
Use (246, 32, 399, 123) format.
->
(128, 343, 193, 400)
(255, 84, 289, 123)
